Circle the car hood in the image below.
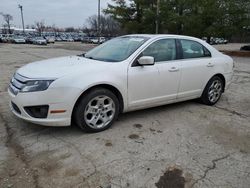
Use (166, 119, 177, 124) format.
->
(17, 56, 109, 79)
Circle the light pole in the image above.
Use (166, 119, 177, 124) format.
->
(18, 4, 25, 35)
(155, 0, 160, 34)
(98, 0, 101, 44)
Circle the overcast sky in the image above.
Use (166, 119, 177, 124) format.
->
(0, 0, 113, 28)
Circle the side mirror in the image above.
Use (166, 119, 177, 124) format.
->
(138, 56, 155, 66)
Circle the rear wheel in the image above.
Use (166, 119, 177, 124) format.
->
(201, 76, 224, 105)
(73, 88, 119, 132)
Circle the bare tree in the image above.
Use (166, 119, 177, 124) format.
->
(82, 26, 93, 36)
(35, 20, 46, 36)
(65, 27, 76, 32)
(86, 15, 121, 36)
(0, 13, 13, 34)
(87, 15, 98, 34)
(2, 24, 8, 34)
(103, 16, 121, 36)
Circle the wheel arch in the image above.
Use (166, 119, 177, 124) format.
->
(202, 73, 226, 97)
(72, 84, 124, 122)
(212, 73, 226, 92)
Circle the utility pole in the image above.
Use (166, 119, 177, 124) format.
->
(98, 0, 101, 44)
(18, 4, 25, 35)
(155, 0, 160, 34)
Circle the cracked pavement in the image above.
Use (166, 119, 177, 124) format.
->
(0, 43, 250, 188)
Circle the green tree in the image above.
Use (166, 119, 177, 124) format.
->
(104, 0, 250, 40)
(104, 0, 157, 33)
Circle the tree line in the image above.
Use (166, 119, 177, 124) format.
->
(0, 12, 121, 37)
(1, 0, 249, 40)
(104, 0, 250, 40)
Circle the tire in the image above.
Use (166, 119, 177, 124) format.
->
(200, 76, 224, 105)
(73, 88, 119, 132)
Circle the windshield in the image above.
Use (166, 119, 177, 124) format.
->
(85, 36, 149, 62)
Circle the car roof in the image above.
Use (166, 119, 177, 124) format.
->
(123, 34, 221, 57)
(124, 34, 202, 41)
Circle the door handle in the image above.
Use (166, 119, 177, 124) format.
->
(168, 67, 179, 72)
(207, 63, 214, 67)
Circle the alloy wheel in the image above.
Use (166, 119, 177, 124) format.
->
(208, 80, 222, 103)
(84, 95, 115, 129)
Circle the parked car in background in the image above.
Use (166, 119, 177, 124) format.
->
(90, 37, 99, 44)
(25, 37, 35, 44)
(46, 37, 55, 43)
(240, 45, 250, 51)
(91, 37, 106, 44)
(8, 34, 233, 132)
(33, 37, 47, 45)
(12, 36, 26, 44)
(202, 37, 228, 45)
(66, 37, 74, 42)
(81, 37, 92, 43)
(221, 38, 228, 44)
(61, 36, 68, 41)
(201, 37, 207, 42)
(73, 36, 81, 42)
(1, 37, 8, 43)
(99, 37, 106, 43)
(1, 34, 14, 43)
(212, 37, 228, 45)
(55, 36, 62, 42)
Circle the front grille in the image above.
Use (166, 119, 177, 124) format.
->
(11, 102, 21, 114)
(9, 73, 29, 95)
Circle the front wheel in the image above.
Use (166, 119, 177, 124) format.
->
(200, 76, 224, 105)
(73, 88, 119, 132)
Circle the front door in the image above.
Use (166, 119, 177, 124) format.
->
(128, 39, 181, 110)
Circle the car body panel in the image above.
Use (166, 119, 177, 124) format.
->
(177, 57, 214, 98)
(128, 61, 181, 110)
(9, 34, 234, 126)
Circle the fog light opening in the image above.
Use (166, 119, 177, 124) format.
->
(24, 105, 49, 118)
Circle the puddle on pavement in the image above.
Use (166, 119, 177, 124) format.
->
(155, 167, 185, 188)
(105, 140, 113, 147)
(133, 124, 143, 129)
(128, 134, 140, 139)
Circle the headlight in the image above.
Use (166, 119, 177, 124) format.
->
(21, 80, 54, 92)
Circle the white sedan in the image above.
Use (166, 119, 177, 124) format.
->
(8, 35, 234, 132)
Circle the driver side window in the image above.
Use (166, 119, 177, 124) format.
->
(142, 39, 176, 63)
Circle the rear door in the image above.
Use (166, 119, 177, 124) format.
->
(177, 39, 214, 98)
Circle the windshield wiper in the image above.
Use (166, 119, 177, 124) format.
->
(77, 53, 85, 57)
(85, 56, 94, 60)
(79, 55, 117, 62)
(78, 53, 96, 60)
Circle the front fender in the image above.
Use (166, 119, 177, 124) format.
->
(50, 64, 128, 113)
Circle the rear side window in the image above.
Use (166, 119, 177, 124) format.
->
(180, 39, 211, 59)
(142, 39, 176, 62)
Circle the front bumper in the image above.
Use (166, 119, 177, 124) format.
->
(8, 87, 82, 126)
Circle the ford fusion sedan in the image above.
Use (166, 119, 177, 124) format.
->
(8, 34, 233, 132)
